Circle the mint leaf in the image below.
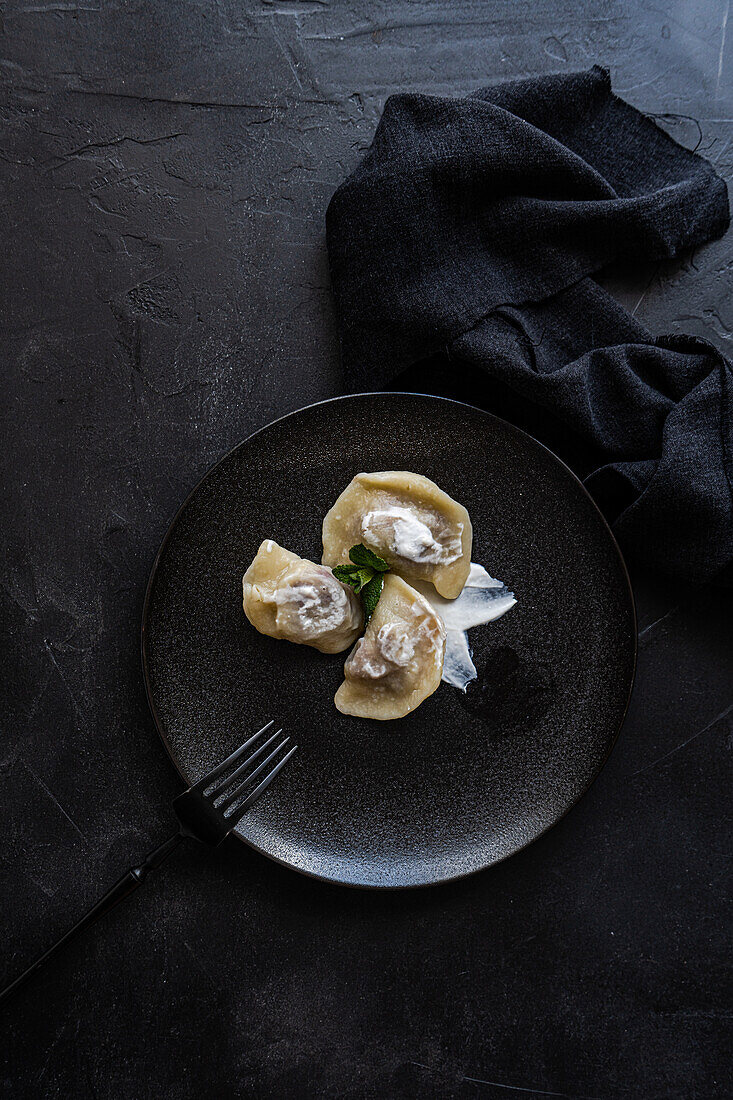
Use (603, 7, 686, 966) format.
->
(349, 543, 389, 572)
(332, 563, 373, 593)
(360, 573, 384, 622)
(332, 564, 360, 583)
(352, 567, 375, 594)
(334, 545, 389, 622)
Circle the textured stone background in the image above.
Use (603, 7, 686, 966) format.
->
(1, 2, 731, 1097)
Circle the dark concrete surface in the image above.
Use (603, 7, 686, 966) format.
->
(1, 2, 731, 1097)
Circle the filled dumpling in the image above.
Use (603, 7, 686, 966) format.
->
(243, 540, 363, 654)
(322, 471, 472, 599)
(335, 574, 446, 720)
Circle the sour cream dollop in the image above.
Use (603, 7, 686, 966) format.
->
(361, 506, 462, 565)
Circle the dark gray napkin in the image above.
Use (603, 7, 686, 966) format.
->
(326, 67, 732, 584)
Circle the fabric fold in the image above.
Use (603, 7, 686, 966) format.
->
(327, 66, 731, 583)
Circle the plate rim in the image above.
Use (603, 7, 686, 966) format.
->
(141, 392, 638, 889)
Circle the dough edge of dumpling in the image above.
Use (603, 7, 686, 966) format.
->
(334, 574, 446, 720)
(321, 471, 472, 599)
(242, 538, 363, 654)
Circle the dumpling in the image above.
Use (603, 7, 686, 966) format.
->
(243, 540, 363, 654)
(335, 574, 446, 720)
(322, 471, 472, 599)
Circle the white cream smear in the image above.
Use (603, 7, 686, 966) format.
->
(273, 573, 352, 639)
(413, 563, 516, 691)
(361, 507, 462, 564)
(376, 622, 416, 666)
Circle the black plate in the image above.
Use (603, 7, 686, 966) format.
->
(142, 394, 636, 888)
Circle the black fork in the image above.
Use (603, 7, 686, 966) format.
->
(0, 721, 296, 1004)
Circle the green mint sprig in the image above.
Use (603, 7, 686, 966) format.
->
(332, 544, 390, 622)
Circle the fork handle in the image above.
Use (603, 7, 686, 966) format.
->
(0, 832, 185, 1005)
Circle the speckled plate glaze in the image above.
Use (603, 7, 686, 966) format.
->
(142, 394, 636, 888)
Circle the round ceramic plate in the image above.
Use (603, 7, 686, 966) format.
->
(142, 394, 636, 888)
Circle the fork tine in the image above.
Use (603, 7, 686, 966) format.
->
(205, 729, 283, 795)
(192, 720, 274, 792)
(218, 739, 290, 812)
(227, 745, 298, 825)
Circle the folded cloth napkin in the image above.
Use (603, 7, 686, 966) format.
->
(326, 66, 732, 584)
